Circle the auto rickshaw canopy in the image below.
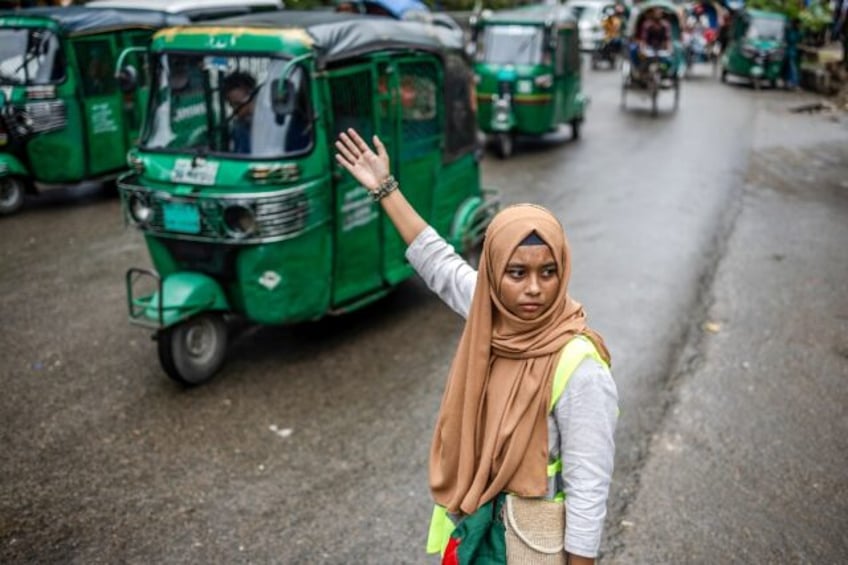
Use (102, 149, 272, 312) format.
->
(152, 10, 465, 69)
(475, 3, 577, 28)
(0, 6, 188, 37)
(626, 0, 685, 39)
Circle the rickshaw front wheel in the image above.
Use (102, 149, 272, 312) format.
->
(0, 176, 25, 216)
(158, 313, 228, 386)
(650, 87, 659, 117)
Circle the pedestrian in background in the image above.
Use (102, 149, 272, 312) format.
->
(335, 128, 619, 565)
(784, 17, 802, 90)
(835, 0, 848, 69)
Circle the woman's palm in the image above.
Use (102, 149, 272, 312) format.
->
(335, 129, 390, 192)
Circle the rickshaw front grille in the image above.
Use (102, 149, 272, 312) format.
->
(21, 101, 67, 134)
(145, 188, 309, 243)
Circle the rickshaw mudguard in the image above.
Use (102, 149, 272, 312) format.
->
(0, 154, 29, 178)
(573, 92, 590, 119)
(449, 191, 500, 253)
(127, 270, 229, 329)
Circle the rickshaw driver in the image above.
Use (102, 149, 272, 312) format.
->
(629, 7, 672, 70)
(601, 5, 623, 51)
(222, 71, 257, 154)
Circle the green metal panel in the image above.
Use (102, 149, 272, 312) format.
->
(72, 34, 128, 176)
(235, 229, 332, 324)
(24, 98, 87, 182)
(152, 26, 312, 58)
(432, 152, 481, 241)
(384, 56, 442, 285)
(326, 63, 383, 306)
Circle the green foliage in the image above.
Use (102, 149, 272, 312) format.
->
(746, 0, 800, 19)
(798, 1, 833, 34)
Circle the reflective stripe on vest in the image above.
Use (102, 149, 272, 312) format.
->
(426, 335, 608, 555)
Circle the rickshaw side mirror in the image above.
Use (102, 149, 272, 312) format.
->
(270, 78, 296, 119)
(118, 65, 139, 93)
(114, 46, 147, 91)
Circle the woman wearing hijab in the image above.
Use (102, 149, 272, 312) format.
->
(335, 129, 618, 565)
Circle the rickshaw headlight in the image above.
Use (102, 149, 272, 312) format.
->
(128, 192, 153, 225)
(223, 204, 257, 238)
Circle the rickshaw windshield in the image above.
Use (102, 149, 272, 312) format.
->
(142, 53, 313, 159)
(0, 28, 64, 85)
(478, 25, 544, 65)
(746, 18, 784, 41)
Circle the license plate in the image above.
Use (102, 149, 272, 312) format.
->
(163, 202, 201, 234)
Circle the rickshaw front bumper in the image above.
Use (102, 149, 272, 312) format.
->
(126, 268, 229, 329)
(490, 96, 515, 132)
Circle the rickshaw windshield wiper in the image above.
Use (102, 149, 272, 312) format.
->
(513, 33, 537, 64)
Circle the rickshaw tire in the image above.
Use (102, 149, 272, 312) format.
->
(496, 133, 513, 159)
(571, 119, 581, 140)
(0, 176, 26, 216)
(157, 312, 228, 387)
(721, 69, 727, 83)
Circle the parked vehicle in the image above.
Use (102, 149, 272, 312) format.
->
(620, 0, 685, 116)
(569, 0, 615, 53)
(0, 6, 187, 216)
(117, 11, 497, 385)
(85, 0, 283, 21)
(470, 3, 587, 158)
(335, 0, 463, 37)
(720, 8, 786, 89)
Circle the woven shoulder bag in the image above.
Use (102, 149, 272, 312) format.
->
(503, 494, 566, 565)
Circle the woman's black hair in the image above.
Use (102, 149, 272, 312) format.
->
(519, 231, 547, 246)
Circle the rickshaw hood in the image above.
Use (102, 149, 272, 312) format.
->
(152, 11, 463, 67)
(0, 6, 187, 37)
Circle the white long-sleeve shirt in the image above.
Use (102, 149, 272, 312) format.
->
(406, 227, 619, 558)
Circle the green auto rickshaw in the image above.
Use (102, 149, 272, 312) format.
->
(470, 4, 587, 159)
(720, 8, 787, 89)
(0, 6, 187, 216)
(118, 12, 497, 385)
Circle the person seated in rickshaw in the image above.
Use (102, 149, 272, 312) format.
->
(222, 71, 257, 155)
(601, 5, 623, 51)
(629, 8, 672, 69)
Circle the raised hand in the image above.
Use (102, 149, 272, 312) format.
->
(334, 128, 390, 192)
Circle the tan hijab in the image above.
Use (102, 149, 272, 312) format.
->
(429, 204, 610, 515)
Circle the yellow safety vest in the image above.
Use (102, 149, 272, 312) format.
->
(425, 335, 610, 555)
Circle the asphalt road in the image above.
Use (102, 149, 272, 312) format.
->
(1, 63, 844, 564)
